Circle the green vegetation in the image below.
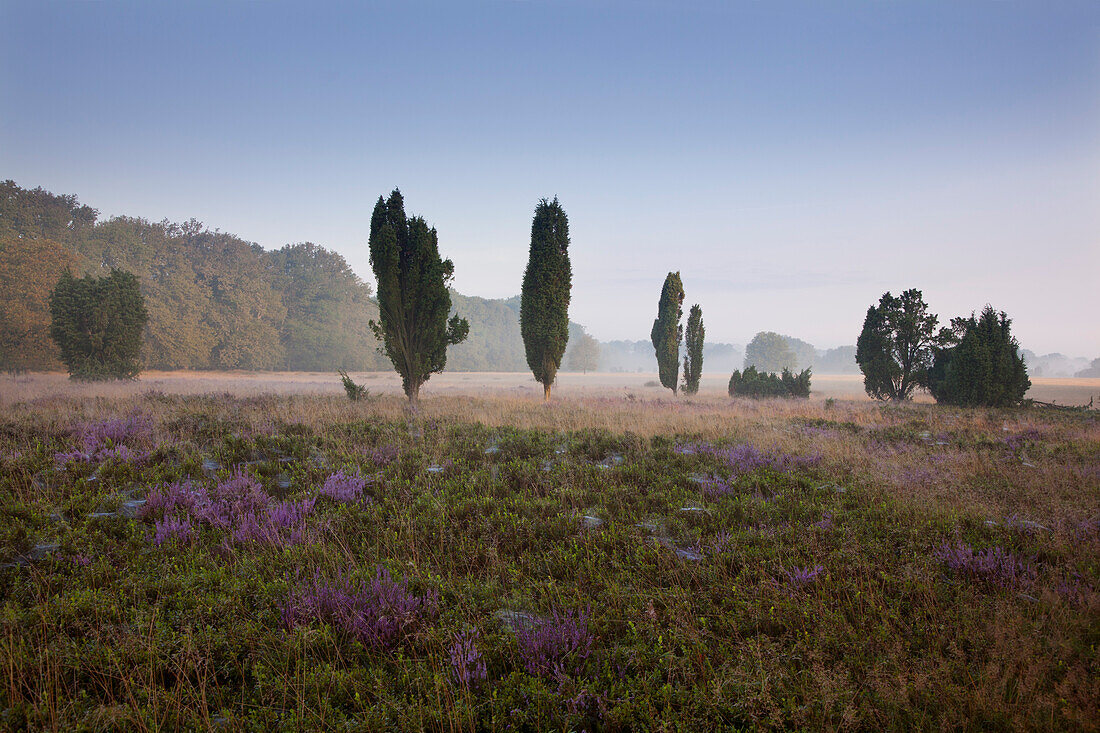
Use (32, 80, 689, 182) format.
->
(0, 394, 1096, 729)
(520, 199, 573, 400)
(728, 365, 812, 398)
(856, 289, 941, 401)
(744, 331, 798, 373)
(337, 370, 369, 401)
(929, 306, 1031, 407)
(367, 190, 469, 404)
(49, 269, 148, 380)
(650, 272, 684, 394)
(566, 330, 601, 374)
(682, 304, 704, 394)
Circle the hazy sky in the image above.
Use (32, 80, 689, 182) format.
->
(2, 1, 1098, 354)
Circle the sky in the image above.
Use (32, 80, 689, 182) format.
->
(2, 0, 1098, 355)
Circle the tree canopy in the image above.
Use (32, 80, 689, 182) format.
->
(744, 331, 797, 374)
(855, 289, 941, 401)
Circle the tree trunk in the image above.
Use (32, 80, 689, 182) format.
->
(543, 382, 551, 402)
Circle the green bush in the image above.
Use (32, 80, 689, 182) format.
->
(928, 306, 1030, 407)
(728, 365, 811, 398)
(48, 269, 147, 380)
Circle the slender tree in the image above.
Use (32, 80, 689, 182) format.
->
(520, 198, 572, 401)
(651, 272, 684, 394)
(367, 189, 469, 405)
(855, 289, 940, 401)
(49, 269, 148, 380)
(682, 304, 704, 394)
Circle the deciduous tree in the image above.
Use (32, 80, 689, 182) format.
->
(744, 331, 796, 374)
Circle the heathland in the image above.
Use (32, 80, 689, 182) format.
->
(1, 378, 1097, 729)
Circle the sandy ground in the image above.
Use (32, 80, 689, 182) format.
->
(1, 370, 1097, 407)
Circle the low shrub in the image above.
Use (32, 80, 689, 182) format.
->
(728, 365, 811, 398)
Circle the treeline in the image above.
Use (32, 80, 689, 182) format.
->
(1, 180, 386, 372)
(0, 181, 590, 374)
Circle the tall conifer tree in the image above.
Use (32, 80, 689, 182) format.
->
(651, 272, 684, 394)
(682, 303, 704, 394)
(520, 198, 572, 401)
(367, 189, 469, 404)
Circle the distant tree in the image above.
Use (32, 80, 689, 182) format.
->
(270, 242, 379, 371)
(855, 289, 940, 401)
(744, 331, 796, 373)
(682, 304, 704, 394)
(0, 236, 83, 372)
(520, 198, 572, 400)
(651, 272, 684, 393)
(928, 305, 1030, 406)
(368, 189, 469, 404)
(49, 269, 148, 380)
(567, 331, 600, 373)
(1076, 358, 1100, 379)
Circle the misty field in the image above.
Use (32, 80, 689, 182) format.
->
(1, 386, 1098, 730)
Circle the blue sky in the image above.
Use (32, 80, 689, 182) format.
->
(2, 1, 1098, 354)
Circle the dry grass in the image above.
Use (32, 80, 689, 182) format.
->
(3, 370, 1098, 406)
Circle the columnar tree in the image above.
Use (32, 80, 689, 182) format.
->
(48, 269, 148, 380)
(367, 189, 469, 405)
(855, 289, 940, 401)
(928, 305, 1030, 406)
(650, 272, 684, 394)
(520, 198, 572, 401)
(682, 303, 704, 394)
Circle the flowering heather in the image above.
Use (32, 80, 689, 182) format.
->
(933, 541, 1035, 588)
(55, 442, 151, 467)
(320, 471, 370, 503)
(697, 474, 737, 498)
(143, 473, 315, 547)
(689, 443, 821, 479)
(1002, 429, 1043, 453)
(707, 531, 733, 554)
(282, 567, 438, 650)
(153, 516, 193, 546)
(812, 512, 833, 530)
(448, 629, 488, 688)
(76, 415, 154, 448)
(513, 608, 594, 678)
(366, 444, 399, 466)
(142, 480, 215, 522)
(785, 564, 825, 590)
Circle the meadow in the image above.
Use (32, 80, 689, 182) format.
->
(0, 379, 1098, 730)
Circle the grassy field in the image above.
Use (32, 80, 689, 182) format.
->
(0, 384, 1098, 730)
(2, 370, 1099, 406)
